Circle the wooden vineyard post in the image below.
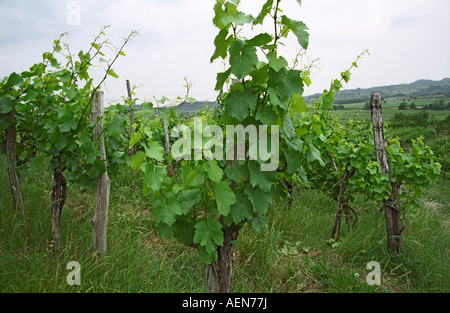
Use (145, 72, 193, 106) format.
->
(164, 119, 174, 177)
(370, 92, 404, 254)
(127, 80, 137, 156)
(5, 109, 25, 221)
(330, 167, 356, 241)
(90, 91, 111, 257)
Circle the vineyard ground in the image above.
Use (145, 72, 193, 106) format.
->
(0, 153, 448, 293)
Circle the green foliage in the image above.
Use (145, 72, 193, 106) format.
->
(0, 27, 137, 187)
(127, 0, 315, 264)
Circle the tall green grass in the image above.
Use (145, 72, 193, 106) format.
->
(1, 155, 449, 293)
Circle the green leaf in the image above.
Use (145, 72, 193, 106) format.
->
(250, 215, 268, 234)
(107, 115, 125, 137)
(248, 161, 276, 192)
(215, 68, 231, 91)
(213, 181, 236, 216)
(58, 119, 77, 133)
(143, 163, 167, 193)
(282, 113, 296, 139)
(55, 134, 68, 151)
(244, 185, 271, 215)
(291, 93, 307, 114)
(230, 191, 254, 224)
(267, 52, 288, 72)
(341, 70, 351, 83)
(129, 133, 142, 147)
(152, 195, 182, 226)
(211, 29, 230, 63)
(268, 68, 303, 109)
(130, 151, 145, 170)
(107, 69, 119, 79)
(225, 164, 249, 183)
(250, 64, 269, 85)
(283, 148, 302, 174)
(224, 87, 258, 121)
(174, 218, 196, 246)
(0, 97, 14, 114)
(281, 15, 309, 49)
(4, 72, 23, 89)
(320, 90, 335, 109)
(306, 143, 325, 166)
(203, 160, 224, 183)
(194, 219, 224, 259)
(177, 189, 202, 214)
(229, 40, 258, 79)
(140, 102, 154, 111)
(222, 11, 254, 26)
(245, 33, 273, 46)
(155, 222, 174, 239)
(253, 0, 274, 25)
(256, 106, 278, 125)
(198, 245, 217, 264)
(145, 141, 164, 162)
(212, 1, 227, 29)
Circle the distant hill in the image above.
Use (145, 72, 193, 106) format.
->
(136, 78, 450, 114)
(305, 78, 450, 104)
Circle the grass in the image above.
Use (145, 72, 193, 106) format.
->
(1, 153, 449, 293)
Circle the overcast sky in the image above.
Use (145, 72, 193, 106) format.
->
(0, 0, 449, 105)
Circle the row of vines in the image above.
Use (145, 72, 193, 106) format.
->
(0, 0, 441, 293)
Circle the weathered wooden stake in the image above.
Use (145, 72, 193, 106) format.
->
(127, 80, 137, 156)
(330, 167, 356, 241)
(90, 91, 111, 257)
(164, 119, 174, 177)
(5, 110, 25, 221)
(370, 92, 404, 254)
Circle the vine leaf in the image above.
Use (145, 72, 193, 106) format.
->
(129, 151, 145, 170)
(194, 219, 224, 263)
(306, 143, 325, 166)
(280, 16, 309, 49)
(224, 87, 257, 121)
(143, 163, 167, 193)
(144, 140, 164, 162)
(245, 33, 273, 46)
(153, 194, 182, 226)
(177, 189, 202, 214)
(211, 29, 230, 63)
(0, 97, 14, 114)
(267, 52, 288, 72)
(248, 161, 276, 192)
(291, 93, 307, 114)
(253, 0, 274, 25)
(214, 181, 237, 216)
(203, 160, 224, 183)
(250, 215, 268, 234)
(229, 40, 258, 79)
(244, 185, 272, 215)
(230, 190, 254, 224)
